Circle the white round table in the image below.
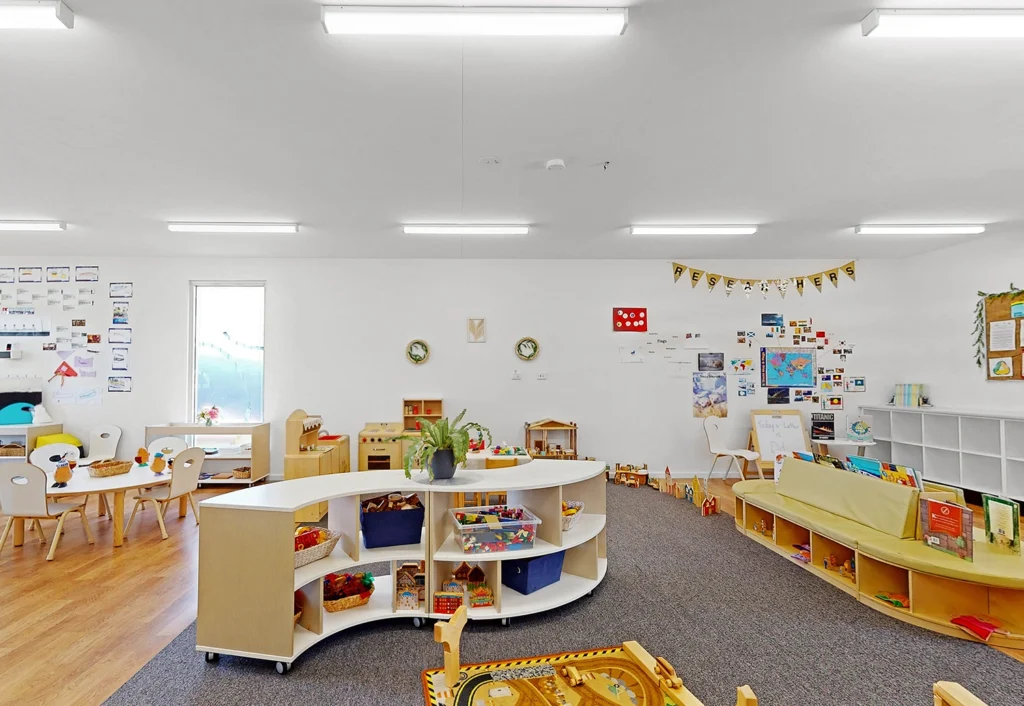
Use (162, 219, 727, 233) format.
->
(812, 439, 877, 458)
(463, 449, 532, 470)
(13, 465, 174, 548)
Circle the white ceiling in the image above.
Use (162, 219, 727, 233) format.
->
(1, 0, 1023, 259)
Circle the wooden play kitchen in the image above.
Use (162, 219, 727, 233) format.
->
(357, 421, 404, 471)
(283, 409, 350, 522)
(195, 459, 607, 673)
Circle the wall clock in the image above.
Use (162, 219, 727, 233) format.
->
(515, 337, 539, 361)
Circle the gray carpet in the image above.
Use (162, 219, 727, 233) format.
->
(106, 484, 1024, 706)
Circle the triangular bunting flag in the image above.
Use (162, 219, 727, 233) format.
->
(741, 279, 756, 299)
(673, 263, 686, 283)
(825, 268, 840, 288)
(776, 278, 789, 299)
(793, 277, 805, 296)
(842, 261, 856, 281)
(724, 278, 737, 297)
(809, 272, 824, 292)
(759, 280, 771, 299)
(705, 273, 721, 291)
(688, 268, 705, 288)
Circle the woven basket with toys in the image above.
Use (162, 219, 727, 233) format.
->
(88, 460, 133, 478)
(323, 572, 374, 613)
(561, 500, 585, 531)
(293, 526, 342, 568)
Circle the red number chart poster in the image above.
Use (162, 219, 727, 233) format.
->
(613, 308, 647, 332)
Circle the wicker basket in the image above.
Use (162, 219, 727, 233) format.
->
(0, 442, 25, 457)
(294, 529, 342, 568)
(323, 591, 372, 613)
(561, 501, 585, 531)
(88, 460, 133, 478)
(232, 466, 252, 479)
(294, 610, 302, 626)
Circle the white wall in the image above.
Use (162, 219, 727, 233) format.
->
(0, 256, 917, 477)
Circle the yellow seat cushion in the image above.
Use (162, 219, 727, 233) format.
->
(776, 458, 918, 539)
(732, 479, 775, 498)
(36, 433, 83, 449)
(859, 530, 1024, 590)
(743, 493, 892, 548)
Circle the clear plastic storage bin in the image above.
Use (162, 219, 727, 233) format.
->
(447, 505, 541, 554)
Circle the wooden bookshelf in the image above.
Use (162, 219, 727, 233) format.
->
(403, 398, 443, 432)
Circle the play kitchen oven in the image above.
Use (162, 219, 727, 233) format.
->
(358, 422, 404, 471)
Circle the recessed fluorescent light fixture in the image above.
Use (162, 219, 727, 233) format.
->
(862, 9, 1024, 38)
(322, 6, 628, 36)
(167, 222, 299, 234)
(854, 224, 986, 235)
(630, 226, 759, 236)
(0, 220, 66, 231)
(403, 225, 530, 235)
(0, 1, 74, 29)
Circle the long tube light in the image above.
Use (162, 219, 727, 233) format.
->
(322, 6, 628, 36)
(862, 9, 1024, 38)
(630, 226, 758, 236)
(404, 225, 530, 235)
(854, 225, 986, 235)
(0, 1, 74, 29)
(0, 220, 66, 231)
(167, 222, 299, 234)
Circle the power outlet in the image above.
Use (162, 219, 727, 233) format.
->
(537, 372, 547, 381)
(512, 370, 521, 380)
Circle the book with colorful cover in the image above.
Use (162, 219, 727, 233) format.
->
(847, 415, 873, 442)
(982, 494, 1021, 555)
(880, 462, 921, 489)
(811, 413, 835, 441)
(920, 498, 974, 562)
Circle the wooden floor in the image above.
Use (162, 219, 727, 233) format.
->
(0, 489, 227, 706)
(1, 481, 1019, 706)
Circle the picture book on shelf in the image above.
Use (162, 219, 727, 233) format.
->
(846, 455, 921, 488)
(982, 494, 1021, 555)
(810, 413, 835, 441)
(920, 498, 974, 562)
(846, 415, 873, 442)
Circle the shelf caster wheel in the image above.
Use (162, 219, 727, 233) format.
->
(500, 618, 511, 627)
(204, 652, 218, 663)
(412, 617, 425, 629)
(587, 590, 595, 597)
(275, 661, 291, 674)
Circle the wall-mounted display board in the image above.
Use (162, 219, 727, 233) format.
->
(749, 409, 810, 471)
(982, 291, 1024, 381)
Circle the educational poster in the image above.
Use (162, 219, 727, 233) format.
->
(75, 266, 99, 282)
(811, 413, 835, 441)
(822, 395, 844, 410)
(108, 328, 132, 344)
(612, 307, 647, 332)
(107, 376, 132, 393)
(697, 352, 724, 371)
(767, 387, 789, 405)
(111, 347, 129, 371)
(618, 345, 643, 363)
(19, 267, 42, 283)
(760, 347, 816, 388)
(729, 358, 754, 373)
(0, 268, 14, 284)
(644, 333, 684, 363)
(109, 282, 133, 298)
(692, 372, 727, 418)
(682, 332, 707, 349)
(990, 357, 1013, 378)
(78, 287, 95, 307)
(736, 376, 755, 397)
(46, 266, 70, 283)
(990, 320, 1016, 351)
(112, 300, 130, 325)
(848, 415, 873, 442)
(844, 376, 866, 392)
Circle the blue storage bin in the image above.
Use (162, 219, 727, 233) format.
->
(502, 550, 565, 595)
(361, 507, 425, 549)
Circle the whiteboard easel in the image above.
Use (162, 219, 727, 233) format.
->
(749, 410, 811, 472)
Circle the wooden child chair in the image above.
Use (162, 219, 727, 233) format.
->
(0, 463, 94, 561)
(125, 447, 204, 540)
(476, 457, 517, 506)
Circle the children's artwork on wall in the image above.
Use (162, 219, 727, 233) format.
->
(75, 266, 99, 282)
(990, 357, 1013, 378)
(467, 318, 486, 343)
(760, 347, 816, 388)
(612, 307, 647, 332)
(844, 376, 866, 392)
(107, 376, 132, 393)
(736, 377, 755, 396)
(692, 372, 727, 418)
(822, 395, 844, 410)
(108, 282, 133, 298)
(45, 266, 70, 283)
(0, 268, 14, 284)
(112, 347, 129, 371)
(767, 387, 789, 405)
(112, 300, 130, 325)
(697, 352, 724, 371)
(729, 358, 754, 373)
(108, 328, 132, 344)
(19, 267, 42, 283)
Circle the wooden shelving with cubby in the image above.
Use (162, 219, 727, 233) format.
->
(197, 460, 607, 670)
(402, 397, 443, 431)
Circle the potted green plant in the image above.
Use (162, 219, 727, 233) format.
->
(400, 410, 491, 481)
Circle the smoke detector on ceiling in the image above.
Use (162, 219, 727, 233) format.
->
(545, 158, 566, 171)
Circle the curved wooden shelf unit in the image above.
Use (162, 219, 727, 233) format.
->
(197, 460, 608, 666)
(735, 497, 1024, 650)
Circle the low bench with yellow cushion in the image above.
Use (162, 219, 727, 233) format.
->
(733, 458, 1024, 647)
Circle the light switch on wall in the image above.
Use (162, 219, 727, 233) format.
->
(512, 370, 521, 380)
(537, 372, 547, 381)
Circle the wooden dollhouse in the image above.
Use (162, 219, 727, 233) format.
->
(395, 561, 426, 609)
(433, 581, 465, 615)
(613, 463, 648, 488)
(524, 419, 578, 460)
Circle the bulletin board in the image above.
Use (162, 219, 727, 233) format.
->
(984, 294, 1024, 381)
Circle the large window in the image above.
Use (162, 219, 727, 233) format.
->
(191, 283, 265, 423)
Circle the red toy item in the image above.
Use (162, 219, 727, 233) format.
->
(294, 529, 322, 551)
(951, 615, 1004, 642)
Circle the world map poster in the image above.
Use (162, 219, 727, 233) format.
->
(760, 347, 816, 388)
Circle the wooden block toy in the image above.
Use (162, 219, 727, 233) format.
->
(933, 682, 988, 706)
(701, 495, 720, 516)
(560, 665, 583, 687)
(735, 685, 759, 706)
(613, 463, 649, 488)
(433, 605, 468, 689)
(653, 656, 683, 690)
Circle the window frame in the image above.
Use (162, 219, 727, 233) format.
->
(188, 280, 267, 424)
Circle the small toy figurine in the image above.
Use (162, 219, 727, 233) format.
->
(134, 447, 150, 467)
(52, 457, 74, 488)
(150, 453, 167, 475)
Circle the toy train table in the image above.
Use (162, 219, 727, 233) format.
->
(422, 639, 757, 706)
